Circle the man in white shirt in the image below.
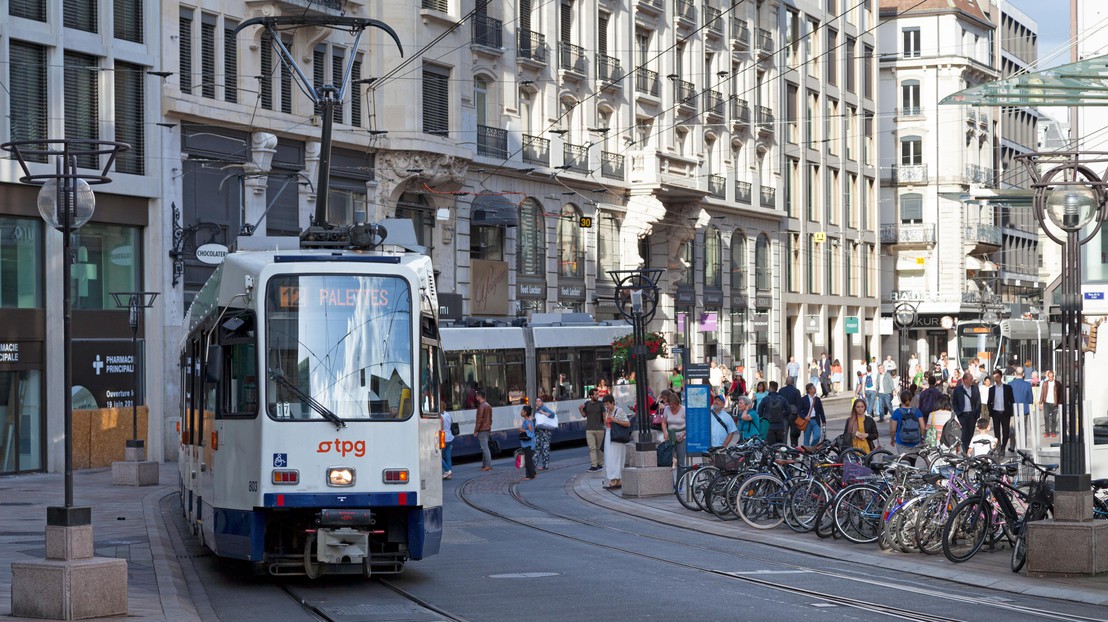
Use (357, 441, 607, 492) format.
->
(883, 355, 897, 373)
(786, 356, 801, 382)
(1039, 370, 1060, 437)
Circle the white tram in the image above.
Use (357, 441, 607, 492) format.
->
(178, 221, 444, 576)
(440, 315, 633, 456)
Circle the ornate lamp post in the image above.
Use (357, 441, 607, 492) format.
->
(894, 302, 916, 392)
(109, 291, 160, 457)
(1021, 152, 1107, 488)
(2, 139, 132, 618)
(611, 269, 663, 449)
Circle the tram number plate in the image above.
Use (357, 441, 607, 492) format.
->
(276, 402, 292, 418)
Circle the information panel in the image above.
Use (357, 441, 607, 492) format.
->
(684, 384, 711, 455)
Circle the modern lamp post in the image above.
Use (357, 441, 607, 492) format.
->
(109, 291, 160, 456)
(2, 139, 132, 618)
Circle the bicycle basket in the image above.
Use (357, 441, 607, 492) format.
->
(711, 453, 744, 471)
(842, 461, 874, 484)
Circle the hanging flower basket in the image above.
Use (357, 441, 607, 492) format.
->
(612, 332, 668, 372)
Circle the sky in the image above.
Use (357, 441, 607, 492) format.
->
(1007, 0, 1072, 68)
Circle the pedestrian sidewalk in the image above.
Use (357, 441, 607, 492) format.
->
(575, 472, 1108, 607)
(0, 464, 200, 622)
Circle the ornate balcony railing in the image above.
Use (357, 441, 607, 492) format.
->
(522, 134, 549, 166)
(760, 186, 776, 208)
(517, 29, 546, 63)
(880, 223, 936, 245)
(979, 111, 990, 127)
(965, 223, 1002, 246)
(966, 163, 991, 184)
(601, 151, 624, 180)
(756, 27, 773, 53)
(704, 90, 725, 117)
(472, 15, 503, 49)
(708, 174, 726, 198)
(675, 0, 695, 23)
(731, 19, 750, 48)
(675, 79, 697, 108)
(638, 0, 663, 9)
(559, 42, 587, 75)
(755, 105, 774, 130)
(966, 109, 977, 124)
(477, 125, 508, 159)
(735, 180, 752, 203)
(703, 5, 722, 34)
(563, 142, 589, 173)
(636, 67, 660, 97)
(897, 106, 921, 117)
(894, 164, 928, 183)
(597, 54, 622, 82)
(731, 98, 750, 124)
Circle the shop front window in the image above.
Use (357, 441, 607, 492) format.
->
(0, 370, 42, 472)
(72, 223, 140, 310)
(557, 204, 582, 278)
(0, 217, 43, 308)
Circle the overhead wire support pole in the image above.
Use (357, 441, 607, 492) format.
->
(234, 16, 403, 231)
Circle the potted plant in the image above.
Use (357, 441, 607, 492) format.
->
(612, 331, 668, 373)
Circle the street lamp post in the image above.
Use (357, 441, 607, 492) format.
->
(2, 139, 132, 618)
(1020, 151, 1108, 576)
(612, 269, 663, 450)
(894, 303, 917, 392)
(109, 291, 160, 456)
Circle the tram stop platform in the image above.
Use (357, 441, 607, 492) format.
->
(574, 468, 1108, 608)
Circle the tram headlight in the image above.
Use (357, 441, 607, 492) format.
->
(327, 467, 356, 487)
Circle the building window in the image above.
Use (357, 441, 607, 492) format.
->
(260, 33, 294, 114)
(10, 41, 48, 162)
(808, 235, 818, 294)
(0, 217, 43, 308)
(179, 9, 193, 94)
(64, 52, 100, 170)
(704, 226, 722, 288)
(558, 204, 582, 278)
(64, 0, 97, 33)
(423, 64, 450, 136)
(10, 0, 46, 21)
(901, 79, 920, 115)
(224, 20, 238, 104)
(597, 214, 620, 281)
(826, 29, 837, 86)
(395, 193, 435, 250)
(845, 37, 856, 92)
(72, 224, 141, 310)
(350, 56, 363, 127)
(845, 244, 855, 296)
(679, 239, 693, 285)
(807, 165, 819, 222)
(518, 199, 545, 277)
(903, 27, 921, 58)
(639, 234, 651, 269)
(900, 136, 923, 165)
(730, 229, 746, 294)
(786, 234, 799, 293)
(200, 13, 217, 99)
(755, 234, 770, 292)
(863, 45, 874, 99)
(114, 0, 142, 42)
(900, 193, 923, 223)
(114, 61, 145, 175)
(470, 225, 504, 261)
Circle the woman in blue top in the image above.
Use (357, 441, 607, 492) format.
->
(519, 405, 537, 480)
(752, 381, 769, 410)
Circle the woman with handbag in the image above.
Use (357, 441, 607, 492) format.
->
(533, 397, 558, 470)
(602, 394, 632, 489)
(518, 405, 537, 480)
(660, 392, 687, 468)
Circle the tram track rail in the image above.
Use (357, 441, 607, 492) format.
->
(278, 576, 470, 622)
(456, 463, 1104, 622)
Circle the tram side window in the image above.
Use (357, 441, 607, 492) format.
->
(446, 354, 464, 411)
(539, 349, 580, 401)
(420, 340, 444, 417)
(453, 350, 526, 408)
(580, 348, 616, 389)
(505, 351, 525, 405)
(216, 313, 258, 418)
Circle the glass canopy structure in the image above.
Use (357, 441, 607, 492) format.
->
(940, 54, 1108, 106)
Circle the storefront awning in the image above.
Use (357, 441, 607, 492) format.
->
(941, 54, 1108, 107)
(470, 194, 519, 227)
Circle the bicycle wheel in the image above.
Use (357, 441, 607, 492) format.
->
(893, 497, 924, 554)
(737, 474, 787, 529)
(942, 497, 991, 563)
(914, 491, 952, 555)
(706, 472, 739, 520)
(690, 465, 719, 512)
(838, 447, 866, 465)
(1010, 527, 1028, 573)
(785, 479, 830, 533)
(675, 468, 701, 512)
(833, 484, 886, 544)
(814, 499, 837, 538)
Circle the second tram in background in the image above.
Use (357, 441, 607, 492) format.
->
(441, 314, 632, 457)
(956, 318, 1055, 377)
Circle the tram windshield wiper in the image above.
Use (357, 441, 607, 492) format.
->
(269, 369, 346, 429)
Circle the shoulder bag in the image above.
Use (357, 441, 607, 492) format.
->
(610, 420, 632, 443)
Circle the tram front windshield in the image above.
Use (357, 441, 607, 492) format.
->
(958, 325, 998, 372)
(266, 274, 413, 420)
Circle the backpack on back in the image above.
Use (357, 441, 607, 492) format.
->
(761, 395, 786, 425)
(865, 375, 873, 389)
(918, 387, 937, 417)
(897, 408, 923, 445)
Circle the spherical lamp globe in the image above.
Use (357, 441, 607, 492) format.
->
(1045, 184, 1099, 232)
(37, 178, 96, 231)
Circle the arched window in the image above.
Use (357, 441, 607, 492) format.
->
(517, 198, 545, 276)
(558, 204, 582, 278)
(730, 229, 746, 294)
(755, 233, 770, 292)
(704, 226, 722, 288)
(395, 192, 434, 249)
(597, 213, 620, 280)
